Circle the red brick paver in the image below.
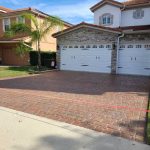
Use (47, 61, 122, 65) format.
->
(0, 71, 149, 142)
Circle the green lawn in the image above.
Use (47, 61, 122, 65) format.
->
(0, 66, 32, 78)
(147, 100, 150, 144)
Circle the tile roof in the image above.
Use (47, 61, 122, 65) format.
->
(52, 22, 122, 37)
(123, 0, 150, 6)
(118, 25, 150, 31)
(0, 6, 13, 13)
(90, 0, 150, 12)
(90, 0, 123, 12)
(0, 7, 72, 27)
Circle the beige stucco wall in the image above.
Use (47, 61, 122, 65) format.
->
(31, 16, 69, 52)
(0, 12, 70, 52)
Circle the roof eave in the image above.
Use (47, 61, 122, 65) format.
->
(53, 23, 121, 38)
(90, 0, 123, 12)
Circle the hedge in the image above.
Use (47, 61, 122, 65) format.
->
(29, 51, 56, 68)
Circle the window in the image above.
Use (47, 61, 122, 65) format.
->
(80, 45, 84, 48)
(86, 45, 91, 48)
(3, 18, 10, 31)
(120, 45, 125, 48)
(99, 45, 104, 48)
(17, 16, 25, 23)
(106, 45, 111, 48)
(136, 45, 142, 48)
(69, 46, 73, 48)
(145, 45, 150, 49)
(100, 14, 113, 26)
(74, 45, 78, 48)
(93, 45, 97, 48)
(128, 45, 133, 48)
(133, 9, 144, 19)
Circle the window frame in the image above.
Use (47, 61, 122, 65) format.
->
(3, 18, 10, 32)
(133, 9, 144, 19)
(16, 15, 25, 24)
(100, 13, 113, 26)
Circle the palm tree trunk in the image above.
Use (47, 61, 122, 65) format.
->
(37, 39, 41, 70)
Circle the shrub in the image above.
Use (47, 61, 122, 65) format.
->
(29, 51, 56, 68)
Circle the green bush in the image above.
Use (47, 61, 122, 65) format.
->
(29, 51, 56, 68)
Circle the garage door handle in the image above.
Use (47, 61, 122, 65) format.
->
(144, 68, 150, 70)
(81, 65, 89, 66)
(82, 48, 89, 50)
(107, 66, 111, 68)
(118, 67, 123, 68)
(62, 64, 66, 66)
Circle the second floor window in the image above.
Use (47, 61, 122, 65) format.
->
(100, 14, 113, 26)
(17, 16, 25, 23)
(3, 18, 10, 31)
(133, 9, 144, 19)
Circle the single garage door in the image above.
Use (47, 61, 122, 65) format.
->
(118, 43, 150, 76)
(60, 44, 112, 73)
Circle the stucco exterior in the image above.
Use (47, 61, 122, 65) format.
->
(121, 7, 150, 27)
(93, 3, 150, 27)
(94, 4, 121, 27)
(0, 8, 71, 66)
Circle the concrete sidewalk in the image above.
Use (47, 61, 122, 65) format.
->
(0, 107, 149, 150)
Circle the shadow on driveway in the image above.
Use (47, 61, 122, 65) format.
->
(0, 71, 149, 95)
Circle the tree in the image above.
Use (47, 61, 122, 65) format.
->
(6, 13, 63, 69)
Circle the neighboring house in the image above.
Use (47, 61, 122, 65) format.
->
(53, 0, 150, 76)
(0, 7, 72, 66)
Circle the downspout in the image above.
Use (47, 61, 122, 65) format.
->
(116, 4, 125, 74)
(116, 33, 124, 74)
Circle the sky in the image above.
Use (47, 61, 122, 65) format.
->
(0, 0, 124, 24)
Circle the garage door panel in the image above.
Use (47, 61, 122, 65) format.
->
(60, 45, 112, 73)
(118, 43, 150, 76)
(119, 68, 150, 76)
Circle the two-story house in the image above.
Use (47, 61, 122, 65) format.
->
(53, 0, 150, 76)
(0, 6, 72, 66)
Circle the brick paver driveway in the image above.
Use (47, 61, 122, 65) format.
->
(0, 71, 149, 142)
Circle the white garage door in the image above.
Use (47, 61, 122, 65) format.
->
(60, 44, 112, 73)
(118, 44, 150, 76)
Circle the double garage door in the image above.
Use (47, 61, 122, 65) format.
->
(60, 43, 150, 76)
(60, 44, 112, 73)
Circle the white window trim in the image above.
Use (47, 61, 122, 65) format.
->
(100, 13, 113, 26)
(133, 9, 144, 19)
(16, 15, 25, 23)
(3, 18, 10, 32)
